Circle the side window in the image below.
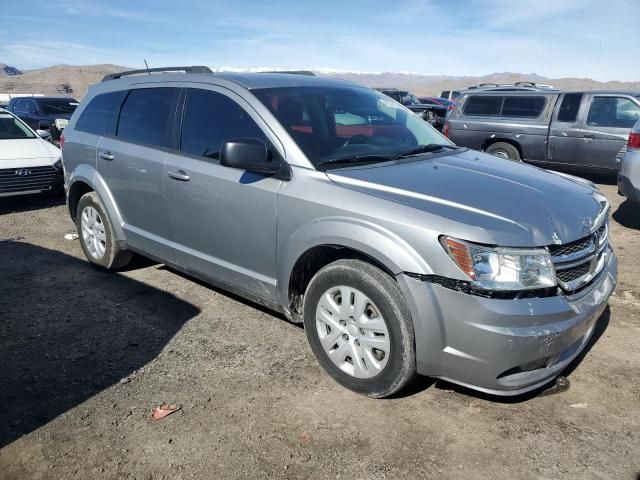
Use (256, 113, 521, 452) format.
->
(180, 89, 267, 160)
(501, 96, 546, 118)
(587, 97, 640, 128)
(75, 91, 126, 135)
(14, 99, 27, 113)
(116, 88, 180, 148)
(557, 93, 583, 122)
(27, 100, 38, 114)
(463, 95, 503, 116)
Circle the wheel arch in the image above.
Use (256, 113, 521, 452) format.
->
(66, 164, 126, 241)
(278, 218, 432, 322)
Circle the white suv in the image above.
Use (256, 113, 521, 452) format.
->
(0, 108, 63, 196)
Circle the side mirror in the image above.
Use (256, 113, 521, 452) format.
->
(36, 129, 52, 140)
(220, 138, 280, 175)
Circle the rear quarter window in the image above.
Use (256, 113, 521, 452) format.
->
(463, 96, 503, 116)
(75, 91, 126, 135)
(501, 96, 546, 117)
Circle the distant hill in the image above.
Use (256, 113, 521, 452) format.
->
(0, 64, 22, 76)
(0, 64, 638, 99)
(0, 64, 126, 98)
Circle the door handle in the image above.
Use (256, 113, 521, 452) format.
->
(167, 170, 191, 181)
(99, 151, 115, 161)
(583, 134, 596, 139)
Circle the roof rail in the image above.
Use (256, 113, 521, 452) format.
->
(261, 70, 316, 76)
(478, 83, 500, 88)
(102, 66, 213, 82)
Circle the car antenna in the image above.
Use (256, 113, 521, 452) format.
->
(144, 59, 151, 75)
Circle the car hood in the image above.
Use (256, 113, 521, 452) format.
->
(326, 149, 609, 247)
(0, 138, 60, 163)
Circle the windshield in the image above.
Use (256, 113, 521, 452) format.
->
(254, 86, 452, 168)
(0, 112, 35, 139)
(39, 99, 78, 115)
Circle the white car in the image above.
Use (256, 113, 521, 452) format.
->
(0, 108, 63, 197)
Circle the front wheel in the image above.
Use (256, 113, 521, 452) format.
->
(303, 259, 416, 398)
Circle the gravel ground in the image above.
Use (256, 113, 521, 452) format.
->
(0, 179, 638, 480)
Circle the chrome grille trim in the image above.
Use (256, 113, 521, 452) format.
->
(550, 221, 609, 292)
(0, 166, 58, 194)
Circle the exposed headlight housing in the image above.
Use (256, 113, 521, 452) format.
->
(441, 237, 556, 291)
(53, 159, 62, 170)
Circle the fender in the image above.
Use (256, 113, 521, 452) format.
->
(67, 164, 127, 242)
(276, 216, 434, 308)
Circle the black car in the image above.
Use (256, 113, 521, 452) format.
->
(6, 96, 79, 145)
(375, 88, 447, 130)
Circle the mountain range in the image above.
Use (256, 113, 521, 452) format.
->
(1, 63, 639, 99)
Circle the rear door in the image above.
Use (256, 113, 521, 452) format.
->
(163, 86, 283, 301)
(97, 86, 180, 260)
(547, 93, 586, 167)
(582, 94, 640, 171)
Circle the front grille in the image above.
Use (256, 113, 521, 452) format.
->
(0, 166, 58, 194)
(549, 235, 594, 260)
(550, 222, 608, 292)
(556, 261, 591, 283)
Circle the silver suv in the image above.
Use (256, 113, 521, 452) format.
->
(62, 66, 617, 398)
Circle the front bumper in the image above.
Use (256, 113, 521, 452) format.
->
(398, 247, 617, 396)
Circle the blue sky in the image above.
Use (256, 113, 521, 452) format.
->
(1, 0, 638, 81)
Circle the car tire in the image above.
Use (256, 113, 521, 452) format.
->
(303, 259, 416, 398)
(486, 142, 521, 161)
(76, 192, 132, 270)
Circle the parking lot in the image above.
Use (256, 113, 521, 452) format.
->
(0, 178, 638, 479)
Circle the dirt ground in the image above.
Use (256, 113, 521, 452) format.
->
(0, 178, 638, 480)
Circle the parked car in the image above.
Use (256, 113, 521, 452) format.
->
(418, 97, 456, 107)
(63, 66, 616, 398)
(376, 88, 447, 129)
(6, 96, 79, 146)
(0, 108, 63, 196)
(444, 90, 640, 172)
(618, 118, 640, 203)
(439, 90, 461, 101)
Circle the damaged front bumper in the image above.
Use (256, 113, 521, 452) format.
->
(398, 247, 617, 396)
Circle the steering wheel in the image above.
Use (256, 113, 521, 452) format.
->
(342, 134, 370, 147)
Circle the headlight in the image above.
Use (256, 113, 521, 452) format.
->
(441, 237, 556, 291)
(54, 159, 62, 170)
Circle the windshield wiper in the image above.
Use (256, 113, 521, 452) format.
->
(398, 143, 457, 157)
(317, 153, 401, 167)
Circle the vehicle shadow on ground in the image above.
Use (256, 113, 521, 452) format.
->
(613, 200, 640, 229)
(0, 241, 200, 448)
(0, 193, 65, 216)
(398, 307, 611, 403)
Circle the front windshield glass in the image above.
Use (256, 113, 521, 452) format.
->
(39, 99, 78, 115)
(0, 112, 35, 139)
(254, 86, 452, 168)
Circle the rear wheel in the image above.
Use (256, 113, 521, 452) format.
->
(485, 142, 521, 161)
(76, 192, 132, 270)
(303, 259, 416, 398)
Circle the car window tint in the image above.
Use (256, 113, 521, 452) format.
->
(75, 91, 126, 135)
(557, 93, 583, 122)
(501, 96, 546, 117)
(463, 95, 503, 115)
(39, 99, 78, 115)
(180, 89, 267, 160)
(116, 88, 179, 148)
(587, 97, 640, 128)
(0, 113, 35, 139)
